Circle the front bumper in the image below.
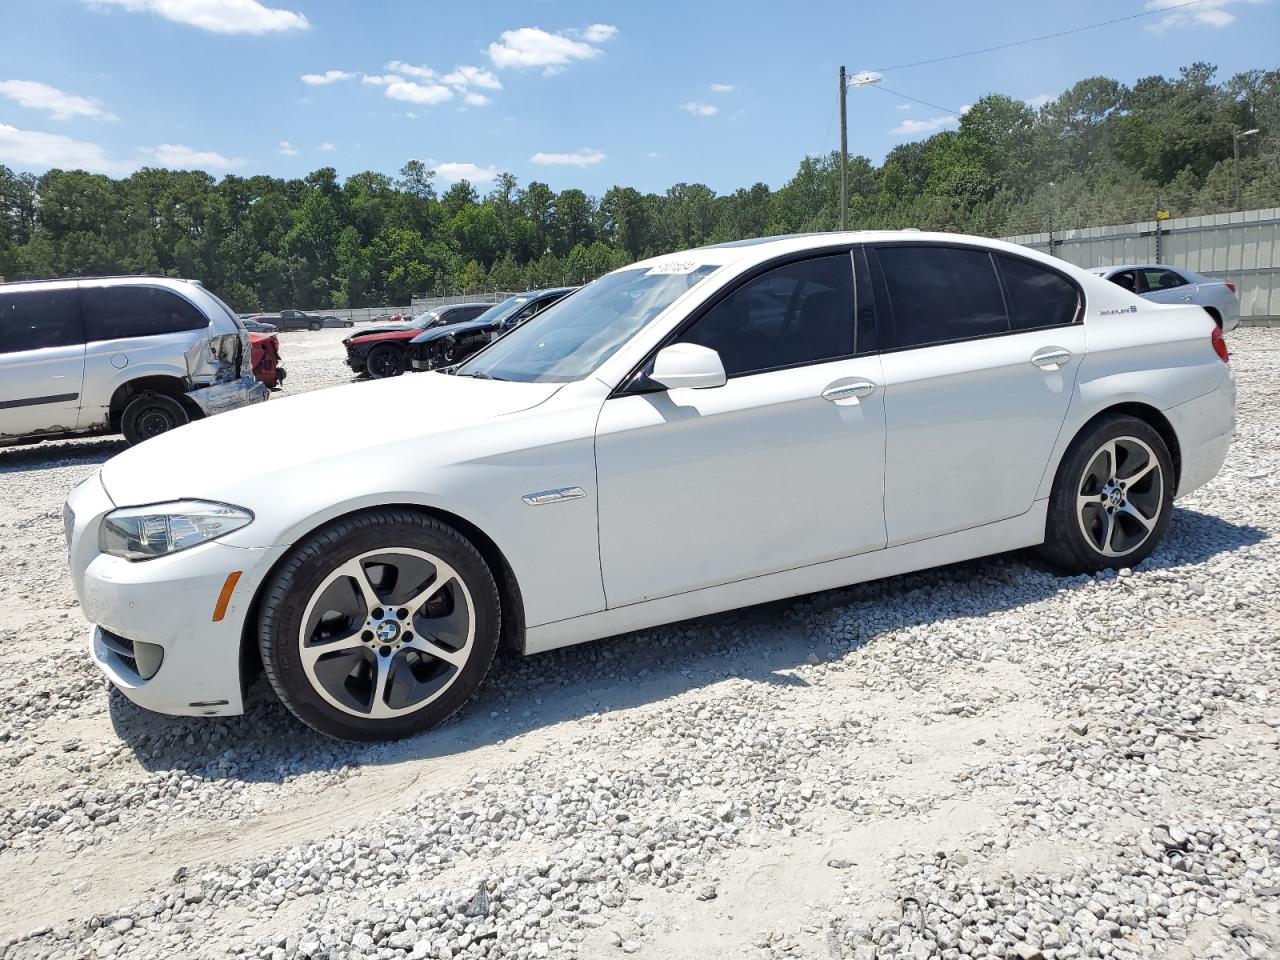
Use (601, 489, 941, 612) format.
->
(345, 351, 368, 372)
(188, 374, 270, 417)
(67, 473, 283, 717)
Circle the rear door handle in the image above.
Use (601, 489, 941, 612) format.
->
(822, 380, 876, 403)
(1030, 348, 1072, 371)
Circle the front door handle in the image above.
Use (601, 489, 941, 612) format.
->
(822, 380, 876, 403)
(1030, 348, 1072, 371)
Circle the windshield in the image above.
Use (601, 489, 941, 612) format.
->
(410, 311, 441, 329)
(470, 294, 533, 328)
(455, 265, 721, 383)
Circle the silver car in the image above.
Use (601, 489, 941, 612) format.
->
(1, 277, 268, 446)
(1087, 264, 1240, 331)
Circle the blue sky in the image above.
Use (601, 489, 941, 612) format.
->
(0, 0, 1276, 194)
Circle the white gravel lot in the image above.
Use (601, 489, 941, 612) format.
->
(0, 327, 1276, 960)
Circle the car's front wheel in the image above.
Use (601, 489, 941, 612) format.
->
(1041, 414, 1174, 572)
(366, 343, 406, 378)
(308, 320, 323, 331)
(257, 509, 500, 741)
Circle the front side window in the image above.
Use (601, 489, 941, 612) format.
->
(0, 288, 83, 354)
(677, 254, 855, 377)
(82, 286, 208, 341)
(876, 245, 1008, 349)
(997, 255, 1080, 331)
(1141, 268, 1188, 292)
(455, 267, 719, 383)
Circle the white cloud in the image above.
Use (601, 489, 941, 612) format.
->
(441, 64, 502, 91)
(85, 0, 307, 34)
(1025, 93, 1052, 109)
(361, 74, 397, 86)
(682, 101, 717, 117)
(405, 111, 420, 119)
(0, 79, 117, 121)
(891, 115, 957, 135)
(0, 122, 134, 173)
(581, 23, 618, 42)
(277, 140, 297, 156)
(530, 148, 606, 167)
(143, 143, 244, 169)
(645, 151, 660, 159)
(386, 61, 436, 80)
(1145, 0, 1264, 30)
(301, 69, 354, 86)
(435, 161, 498, 183)
(895, 103, 911, 111)
(487, 25, 615, 74)
(960, 104, 972, 115)
(462, 91, 492, 107)
(319, 142, 334, 152)
(710, 83, 734, 93)
(383, 79, 453, 105)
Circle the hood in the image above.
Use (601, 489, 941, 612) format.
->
(347, 323, 415, 340)
(411, 316, 496, 344)
(99, 373, 562, 506)
(346, 327, 419, 346)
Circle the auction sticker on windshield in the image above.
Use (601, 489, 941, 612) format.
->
(645, 260, 704, 275)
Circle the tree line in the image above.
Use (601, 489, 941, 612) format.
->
(1, 62, 1277, 311)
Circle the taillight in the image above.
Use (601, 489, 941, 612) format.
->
(1212, 326, 1229, 363)
(1225, 282, 1237, 295)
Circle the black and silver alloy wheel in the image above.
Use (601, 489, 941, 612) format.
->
(1041, 414, 1174, 573)
(258, 510, 501, 741)
(298, 548, 475, 719)
(1075, 436, 1163, 558)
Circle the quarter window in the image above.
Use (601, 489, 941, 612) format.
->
(875, 245, 1008, 348)
(1140, 268, 1188, 292)
(678, 254, 855, 377)
(997, 255, 1080, 331)
(82, 286, 209, 341)
(1108, 270, 1138, 293)
(0, 288, 84, 354)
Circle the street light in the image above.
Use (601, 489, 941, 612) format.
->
(1233, 128, 1260, 210)
(839, 69, 881, 230)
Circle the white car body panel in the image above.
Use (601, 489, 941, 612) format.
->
(1, 342, 86, 436)
(64, 232, 1236, 718)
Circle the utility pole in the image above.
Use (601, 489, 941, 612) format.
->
(839, 65, 848, 231)
(1233, 128, 1260, 211)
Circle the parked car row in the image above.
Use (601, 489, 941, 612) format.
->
(343, 289, 576, 379)
(247, 308, 354, 331)
(1090, 264, 1240, 330)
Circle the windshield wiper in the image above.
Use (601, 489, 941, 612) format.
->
(457, 370, 504, 380)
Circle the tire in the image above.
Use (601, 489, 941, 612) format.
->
(258, 509, 501, 741)
(120, 392, 189, 445)
(366, 343, 406, 379)
(308, 320, 323, 331)
(344, 320, 354, 328)
(1040, 414, 1174, 573)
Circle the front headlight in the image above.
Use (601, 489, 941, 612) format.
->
(99, 500, 253, 561)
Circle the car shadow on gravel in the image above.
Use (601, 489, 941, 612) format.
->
(0, 436, 125, 472)
(106, 505, 1264, 784)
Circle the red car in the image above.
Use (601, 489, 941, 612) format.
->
(343, 303, 489, 378)
(250, 332, 286, 390)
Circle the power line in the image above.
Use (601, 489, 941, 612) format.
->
(871, 84, 963, 117)
(869, 0, 1210, 73)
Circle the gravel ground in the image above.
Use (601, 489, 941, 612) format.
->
(0, 327, 1276, 960)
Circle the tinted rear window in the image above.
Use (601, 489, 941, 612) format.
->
(0, 288, 84, 354)
(82, 286, 209, 341)
(876, 245, 1008, 348)
(997, 255, 1080, 331)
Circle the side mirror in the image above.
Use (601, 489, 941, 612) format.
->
(650, 343, 727, 390)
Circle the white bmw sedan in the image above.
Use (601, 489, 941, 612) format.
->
(66, 232, 1236, 741)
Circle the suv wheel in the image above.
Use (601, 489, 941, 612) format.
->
(1040, 414, 1173, 572)
(120, 392, 189, 445)
(366, 343, 405, 378)
(257, 510, 501, 741)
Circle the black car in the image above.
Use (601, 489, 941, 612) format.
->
(407, 288, 576, 373)
(252, 309, 354, 331)
(342, 302, 491, 378)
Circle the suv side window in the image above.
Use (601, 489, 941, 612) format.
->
(678, 254, 855, 377)
(1140, 268, 1188, 292)
(874, 244, 1008, 349)
(996, 255, 1081, 331)
(82, 286, 209, 341)
(0, 288, 84, 354)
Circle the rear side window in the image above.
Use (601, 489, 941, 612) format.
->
(678, 254, 855, 377)
(997, 255, 1080, 331)
(0, 288, 84, 354)
(1108, 270, 1138, 293)
(875, 245, 1008, 348)
(82, 286, 209, 341)
(1141, 268, 1188, 292)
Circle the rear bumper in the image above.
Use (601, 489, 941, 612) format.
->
(1167, 369, 1236, 499)
(187, 374, 269, 417)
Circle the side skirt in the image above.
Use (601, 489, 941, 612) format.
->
(523, 500, 1048, 655)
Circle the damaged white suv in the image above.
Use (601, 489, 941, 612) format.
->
(1, 277, 267, 446)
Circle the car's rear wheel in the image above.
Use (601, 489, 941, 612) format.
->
(366, 343, 406, 378)
(258, 510, 500, 741)
(120, 392, 189, 445)
(1040, 415, 1173, 572)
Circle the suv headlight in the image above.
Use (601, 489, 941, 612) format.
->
(99, 500, 253, 561)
